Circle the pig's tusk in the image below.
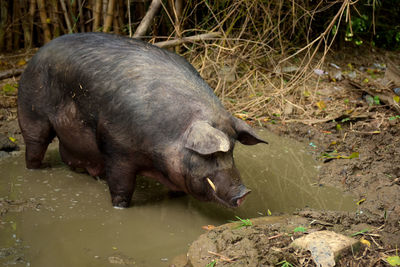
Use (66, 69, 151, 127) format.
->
(206, 178, 216, 192)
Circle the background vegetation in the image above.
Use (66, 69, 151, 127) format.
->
(0, 0, 399, 121)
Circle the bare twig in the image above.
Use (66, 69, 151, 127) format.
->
(0, 68, 25, 80)
(207, 251, 236, 262)
(133, 0, 162, 38)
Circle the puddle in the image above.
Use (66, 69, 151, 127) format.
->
(0, 130, 356, 266)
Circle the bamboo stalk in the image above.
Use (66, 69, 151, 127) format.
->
(37, 0, 51, 43)
(93, 0, 102, 31)
(78, 0, 85, 32)
(60, 0, 73, 33)
(50, 0, 61, 37)
(103, 0, 116, 32)
(19, 0, 32, 49)
(0, 0, 8, 50)
(127, 0, 132, 37)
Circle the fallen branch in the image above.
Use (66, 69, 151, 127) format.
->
(154, 32, 221, 48)
(133, 0, 161, 38)
(347, 79, 400, 114)
(268, 233, 284, 240)
(0, 68, 25, 80)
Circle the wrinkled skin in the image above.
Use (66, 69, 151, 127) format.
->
(18, 33, 267, 208)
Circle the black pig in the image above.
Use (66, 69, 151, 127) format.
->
(18, 33, 266, 208)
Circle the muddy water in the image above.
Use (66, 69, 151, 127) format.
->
(0, 130, 356, 266)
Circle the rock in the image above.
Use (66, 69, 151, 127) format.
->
(290, 230, 360, 267)
(333, 71, 343, 81)
(0, 133, 18, 153)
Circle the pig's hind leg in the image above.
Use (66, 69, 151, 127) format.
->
(18, 114, 55, 169)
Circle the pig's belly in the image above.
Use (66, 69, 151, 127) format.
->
(51, 102, 105, 176)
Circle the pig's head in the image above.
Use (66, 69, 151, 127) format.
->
(180, 118, 267, 208)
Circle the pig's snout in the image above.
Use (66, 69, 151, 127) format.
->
(231, 185, 251, 207)
(203, 176, 251, 208)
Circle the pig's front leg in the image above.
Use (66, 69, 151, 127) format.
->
(105, 157, 137, 208)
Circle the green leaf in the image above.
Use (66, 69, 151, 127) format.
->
(293, 226, 307, 233)
(276, 260, 294, 267)
(230, 216, 252, 229)
(206, 259, 217, 267)
(349, 152, 359, 159)
(387, 256, 400, 266)
(374, 95, 380, 105)
(350, 229, 369, 237)
(331, 24, 337, 35)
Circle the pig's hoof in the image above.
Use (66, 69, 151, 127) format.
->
(111, 196, 130, 208)
(26, 162, 50, 169)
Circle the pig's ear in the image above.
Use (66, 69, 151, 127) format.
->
(184, 121, 230, 155)
(233, 117, 268, 145)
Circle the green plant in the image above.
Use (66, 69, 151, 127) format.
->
(206, 259, 217, 267)
(276, 260, 294, 267)
(230, 216, 252, 229)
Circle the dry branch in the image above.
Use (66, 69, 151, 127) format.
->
(133, 0, 162, 38)
(154, 32, 221, 48)
(0, 68, 25, 80)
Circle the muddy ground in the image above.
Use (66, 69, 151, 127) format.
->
(1, 49, 399, 266)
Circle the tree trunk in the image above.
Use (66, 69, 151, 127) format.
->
(103, 0, 115, 32)
(93, 0, 102, 31)
(37, 0, 51, 43)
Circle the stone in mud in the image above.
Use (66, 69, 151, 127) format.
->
(290, 230, 360, 267)
(0, 133, 18, 157)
